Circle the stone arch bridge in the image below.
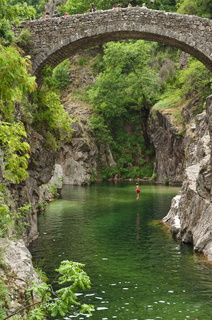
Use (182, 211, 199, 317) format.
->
(18, 7, 212, 84)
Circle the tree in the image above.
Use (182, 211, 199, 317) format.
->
(87, 41, 160, 179)
(0, 44, 36, 121)
(176, 0, 212, 18)
(0, 0, 36, 23)
(88, 41, 161, 121)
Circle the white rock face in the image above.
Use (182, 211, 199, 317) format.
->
(163, 96, 212, 260)
(0, 239, 41, 314)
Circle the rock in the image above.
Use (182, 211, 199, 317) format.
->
(0, 239, 42, 316)
(163, 95, 212, 260)
(148, 110, 185, 184)
(58, 106, 99, 185)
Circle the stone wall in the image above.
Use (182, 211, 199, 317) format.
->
(163, 95, 212, 260)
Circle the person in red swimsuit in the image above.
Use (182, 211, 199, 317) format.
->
(135, 183, 141, 199)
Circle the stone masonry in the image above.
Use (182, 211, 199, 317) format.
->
(17, 7, 212, 85)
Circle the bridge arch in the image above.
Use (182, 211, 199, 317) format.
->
(18, 7, 212, 84)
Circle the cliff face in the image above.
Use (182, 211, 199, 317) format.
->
(57, 105, 99, 185)
(27, 108, 100, 242)
(160, 96, 212, 260)
(0, 239, 42, 319)
(0, 103, 100, 317)
(148, 110, 185, 184)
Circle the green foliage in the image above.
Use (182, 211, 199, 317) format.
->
(0, 19, 14, 46)
(30, 63, 73, 147)
(119, 164, 154, 179)
(49, 183, 58, 197)
(53, 60, 71, 89)
(176, 0, 212, 18)
(44, 60, 71, 90)
(139, 164, 154, 178)
(14, 0, 46, 18)
(88, 114, 112, 144)
(0, 122, 30, 183)
(0, 44, 36, 121)
(0, 277, 8, 319)
(0, 201, 11, 238)
(33, 90, 73, 144)
(61, 0, 112, 15)
(152, 90, 182, 112)
(60, 0, 177, 15)
(87, 41, 160, 180)
(78, 57, 88, 66)
(148, 44, 178, 90)
(15, 204, 31, 235)
(178, 58, 211, 104)
(153, 0, 177, 12)
(27, 307, 46, 320)
(36, 202, 47, 213)
(0, 0, 36, 23)
(43, 132, 59, 151)
(88, 41, 161, 120)
(34, 267, 49, 283)
(100, 162, 154, 180)
(164, 178, 170, 186)
(152, 58, 211, 126)
(26, 260, 94, 319)
(151, 172, 157, 180)
(0, 183, 31, 237)
(16, 29, 32, 47)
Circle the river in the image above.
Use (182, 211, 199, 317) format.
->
(29, 182, 212, 320)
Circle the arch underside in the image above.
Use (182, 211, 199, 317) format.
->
(34, 30, 212, 84)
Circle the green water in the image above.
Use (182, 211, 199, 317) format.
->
(29, 182, 212, 320)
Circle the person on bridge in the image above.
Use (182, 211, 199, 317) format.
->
(44, 12, 50, 18)
(90, 3, 97, 12)
(141, 3, 148, 8)
(53, 11, 60, 17)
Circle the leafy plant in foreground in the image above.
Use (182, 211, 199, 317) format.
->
(3, 260, 94, 320)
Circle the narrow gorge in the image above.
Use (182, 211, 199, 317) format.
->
(1, 8, 212, 315)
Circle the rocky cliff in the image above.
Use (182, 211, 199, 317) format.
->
(0, 239, 42, 319)
(57, 105, 99, 185)
(0, 102, 101, 317)
(148, 109, 185, 184)
(161, 95, 212, 260)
